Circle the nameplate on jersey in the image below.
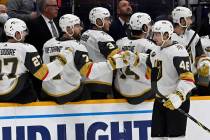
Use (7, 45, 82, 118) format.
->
(44, 46, 63, 54)
(0, 49, 16, 56)
(81, 34, 89, 42)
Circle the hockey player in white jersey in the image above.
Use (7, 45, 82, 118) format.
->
(148, 20, 195, 139)
(0, 18, 68, 103)
(171, 6, 210, 95)
(198, 33, 210, 95)
(80, 7, 120, 99)
(114, 12, 157, 104)
(42, 14, 130, 104)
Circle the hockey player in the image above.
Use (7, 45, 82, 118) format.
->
(171, 6, 210, 95)
(41, 14, 130, 104)
(148, 20, 195, 139)
(80, 7, 120, 99)
(0, 18, 68, 103)
(198, 32, 210, 95)
(114, 12, 157, 104)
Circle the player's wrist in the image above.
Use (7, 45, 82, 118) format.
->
(175, 90, 185, 102)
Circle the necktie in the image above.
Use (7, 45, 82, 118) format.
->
(123, 23, 129, 30)
(123, 23, 129, 35)
(49, 20, 59, 38)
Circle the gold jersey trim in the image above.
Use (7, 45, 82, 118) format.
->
(42, 84, 81, 97)
(180, 72, 195, 82)
(80, 62, 92, 77)
(0, 78, 18, 95)
(84, 80, 112, 86)
(107, 48, 120, 58)
(145, 67, 151, 80)
(115, 87, 151, 98)
(34, 64, 49, 80)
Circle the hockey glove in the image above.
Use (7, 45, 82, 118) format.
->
(197, 57, 210, 77)
(108, 51, 129, 70)
(127, 51, 140, 67)
(56, 48, 73, 65)
(163, 91, 184, 110)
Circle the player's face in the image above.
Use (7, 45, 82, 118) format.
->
(186, 17, 192, 27)
(152, 32, 163, 46)
(103, 17, 111, 32)
(73, 24, 83, 38)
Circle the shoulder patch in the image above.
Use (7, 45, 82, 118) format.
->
(81, 34, 89, 42)
(151, 51, 156, 57)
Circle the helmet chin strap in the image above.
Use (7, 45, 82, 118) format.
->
(160, 33, 170, 47)
(178, 17, 189, 28)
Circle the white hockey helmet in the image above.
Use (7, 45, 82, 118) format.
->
(152, 20, 174, 39)
(89, 7, 110, 26)
(129, 12, 151, 31)
(4, 18, 28, 41)
(59, 14, 81, 33)
(172, 6, 192, 27)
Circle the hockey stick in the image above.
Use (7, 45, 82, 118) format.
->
(151, 81, 210, 134)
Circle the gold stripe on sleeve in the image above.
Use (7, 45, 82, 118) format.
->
(80, 62, 93, 77)
(33, 64, 49, 80)
(180, 72, 195, 82)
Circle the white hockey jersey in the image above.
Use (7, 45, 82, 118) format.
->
(42, 37, 114, 97)
(171, 29, 204, 73)
(200, 35, 210, 57)
(0, 42, 44, 96)
(197, 35, 210, 86)
(42, 38, 82, 97)
(148, 43, 195, 98)
(115, 37, 157, 97)
(80, 30, 118, 86)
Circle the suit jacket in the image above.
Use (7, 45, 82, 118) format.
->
(26, 15, 60, 55)
(108, 18, 127, 41)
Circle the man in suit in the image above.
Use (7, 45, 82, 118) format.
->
(108, 0, 133, 41)
(26, 0, 60, 97)
(26, 0, 60, 55)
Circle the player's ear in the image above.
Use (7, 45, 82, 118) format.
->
(15, 31, 21, 40)
(142, 24, 148, 32)
(96, 18, 103, 27)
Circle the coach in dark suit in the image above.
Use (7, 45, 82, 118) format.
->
(26, 0, 60, 55)
(108, 0, 133, 41)
(25, 0, 60, 97)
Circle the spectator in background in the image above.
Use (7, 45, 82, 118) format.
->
(108, 0, 133, 41)
(7, 0, 39, 22)
(26, 0, 60, 56)
(26, 0, 60, 97)
(0, 4, 8, 42)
